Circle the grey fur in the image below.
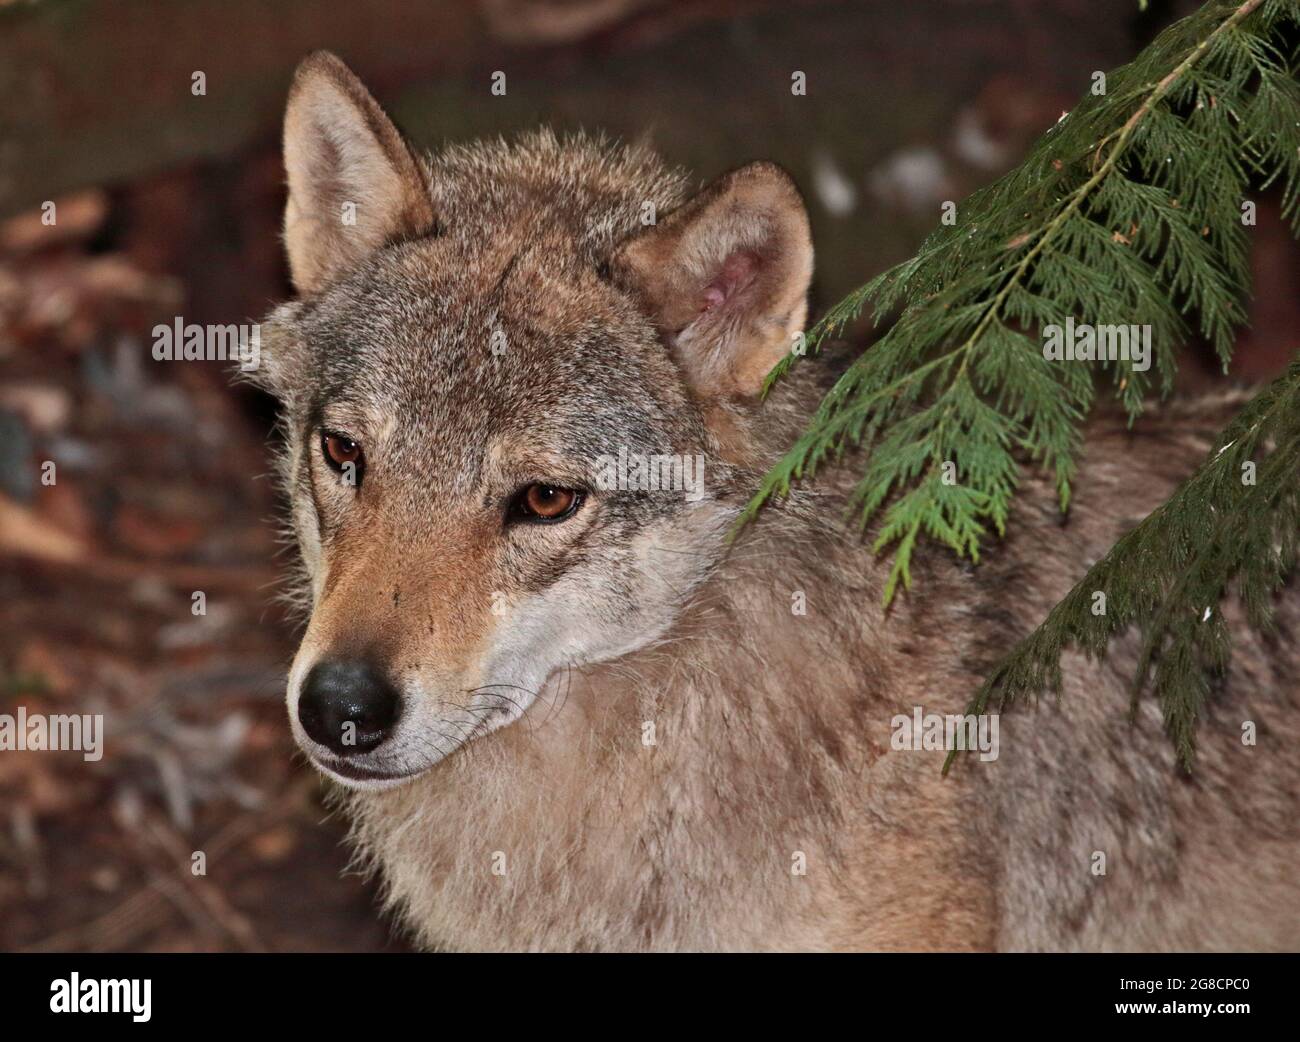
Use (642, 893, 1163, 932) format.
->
(254, 53, 1300, 951)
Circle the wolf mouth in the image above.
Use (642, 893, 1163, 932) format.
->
(314, 757, 426, 785)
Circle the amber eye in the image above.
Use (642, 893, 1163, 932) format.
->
(320, 431, 364, 483)
(510, 483, 582, 523)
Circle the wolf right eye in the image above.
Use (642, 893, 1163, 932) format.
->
(321, 431, 364, 486)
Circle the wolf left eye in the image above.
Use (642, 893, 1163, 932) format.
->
(509, 484, 582, 524)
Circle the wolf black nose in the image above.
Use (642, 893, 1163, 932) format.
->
(298, 659, 401, 756)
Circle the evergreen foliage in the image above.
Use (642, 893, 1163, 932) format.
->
(743, 0, 1300, 767)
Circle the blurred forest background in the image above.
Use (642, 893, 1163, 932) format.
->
(1, 0, 1296, 951)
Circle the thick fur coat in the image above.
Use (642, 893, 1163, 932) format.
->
(255, 52, 1300, 951)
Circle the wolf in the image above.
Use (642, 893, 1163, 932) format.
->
(253, 51, 1300, 951)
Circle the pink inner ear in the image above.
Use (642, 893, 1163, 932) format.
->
(700, 250, 759, 313)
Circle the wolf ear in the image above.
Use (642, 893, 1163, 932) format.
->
(282, 51, 436, 295)
(611, 161, 812, 399)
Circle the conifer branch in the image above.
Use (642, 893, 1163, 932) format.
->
(741, 0, 1300, 764)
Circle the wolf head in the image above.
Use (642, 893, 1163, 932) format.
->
(256, 52, 813, 788)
